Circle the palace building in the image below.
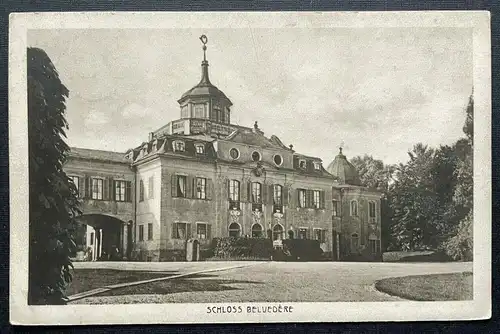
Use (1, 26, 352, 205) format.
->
(64, 36, 382, 262)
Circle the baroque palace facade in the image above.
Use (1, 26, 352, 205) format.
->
(63, 36, 382, 262)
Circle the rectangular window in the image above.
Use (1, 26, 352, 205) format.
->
(313, 162, 321, 170)
(71, 176, 79, 196)
(148, 176, 154, 199)
(148, 223, 153, 240)
(273, 185, 282, 205)
(332, 200, 338, 216)
(313, 190, 321, 209)
(115, 180, 126, 202)
(196, 177, 207, 199)
(176, 175, 187, 197)
(139, 180, 144, 202)
(197, 223, 210, 240)
(369, 201, 376, 218)
(229, 180, 240, 209)
(298, 228, 308, 240)
(139, 225, 144, 241)
(195, 144, 205, 154)
(314, 229, 326, 243)
(181, 105, 189, 118)
(251, 182, 262, 203)
(172, 222, 187, 239)
(351, 200, 358, 216)
(91, 178, 103, 200)
(298, 189, 306, 208)
(194, 104, 205, 118)
(173, 141, 185, 152)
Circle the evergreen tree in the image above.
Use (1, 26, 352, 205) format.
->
(28, 47, 80, 304)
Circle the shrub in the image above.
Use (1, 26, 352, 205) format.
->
(441, 212, 473, 261)
(211, 237, 273, 259)
(282, 239, 323, 261)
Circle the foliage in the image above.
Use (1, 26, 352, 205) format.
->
(211, 237, 273, 259)
(28, 47, 81, 305)
(441, 212, 473, 261)
(282, 239, 323, 261)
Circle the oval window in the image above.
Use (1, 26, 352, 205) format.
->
(251, 151, 261, 162)
(229, 148, 240, 160)
(273, 154, 283, 166)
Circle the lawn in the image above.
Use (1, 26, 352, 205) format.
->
(375, 271, 473, 301)
(66, 269, 175, 296)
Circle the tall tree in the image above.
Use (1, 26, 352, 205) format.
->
(28, 47, 80, 304)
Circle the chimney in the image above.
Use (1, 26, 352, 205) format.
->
(148, 132, 154, 141)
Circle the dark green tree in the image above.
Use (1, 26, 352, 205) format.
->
(28, 47, 80, 304)
(442, 93, 473, 261)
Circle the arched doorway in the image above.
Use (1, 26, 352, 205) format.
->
(251, 223, 263, 238)
(75, 214, 126, 261)
(273, 224, 284, 240)
(228, 223, 241, 237)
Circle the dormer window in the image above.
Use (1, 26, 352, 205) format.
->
(299, 159, 307, 169)
(195, 144, 205, 154)
(313, 161, 321, 171)
(173, 140, 185, 152)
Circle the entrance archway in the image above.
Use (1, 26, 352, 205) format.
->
(75, 214, 127, 261)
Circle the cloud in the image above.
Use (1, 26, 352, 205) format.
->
(84, 110, 111, 126)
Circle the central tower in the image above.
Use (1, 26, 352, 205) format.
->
(177, 35, 233, 125)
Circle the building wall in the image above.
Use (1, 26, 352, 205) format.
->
(134, 158, 162, 261)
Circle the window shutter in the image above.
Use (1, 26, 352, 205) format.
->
(84, 176, 90, 199)
(241, 181, 247, 202)
(171, 223, 176, 239)
(306, 228, 311, 240)
(321, 229, 326, 243)
(247, 181, 252, 202)
(109, 177, 114, 201)
(171, 174, 177, 197)
(207, 224, 212, 240)
(186, 176, 193, 198)
(103, 178, 109, 200)
(226, 179, 230, 200)
(267, 184, 274, 205)
(187, 223, 192, 239)
(320, 191, 325, 209)
(125, 181, 132, 202)
(283, 186, 289, 206)
(206, 178, 213, 200)
(78, 177, 84, 198)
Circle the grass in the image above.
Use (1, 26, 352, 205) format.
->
(375, 271, 473, 301)
(66, 269, 176, 296)
(98, 273, 263, 297)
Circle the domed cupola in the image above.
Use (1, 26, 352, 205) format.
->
(326, 147, 361, 185)
(177, 35, 233, 124)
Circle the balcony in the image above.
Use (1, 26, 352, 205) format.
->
(273, 204, 283, 214)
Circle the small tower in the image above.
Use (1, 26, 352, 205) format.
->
(177, 35, 233, 124)
(326, 145, 361, 185)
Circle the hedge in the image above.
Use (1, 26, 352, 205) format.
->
(282, 239, 323, 261)
(211, 237, 273, 259)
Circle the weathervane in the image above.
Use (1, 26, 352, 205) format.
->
(339, 140, 345, 155)
(200, 35, 208, 61)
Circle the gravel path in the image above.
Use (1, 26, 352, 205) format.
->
(70, 261, 472, 304)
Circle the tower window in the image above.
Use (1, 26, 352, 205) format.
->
(195, 144, 205, 154)
(251, 151, 261, 162)
(173, 141, 185, 152)
(193, 104, 205, 119)
(299, 159, 306, 169)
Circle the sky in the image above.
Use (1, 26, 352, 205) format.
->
(28, 28, 473, 165)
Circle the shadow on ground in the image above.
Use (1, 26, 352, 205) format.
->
(97, 273, 264, 297)
(67, 269, 179, 296)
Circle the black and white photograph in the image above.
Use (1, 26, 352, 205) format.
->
(9, 11, 491, 324)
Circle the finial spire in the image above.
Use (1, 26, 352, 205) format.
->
(339, 140, 344, 155)
(200, 34, 208, 61)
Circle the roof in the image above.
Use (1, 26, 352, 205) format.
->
(326, 150, 361, 185)
(68, 147, 130, 164)
(223, 128, 289, 150)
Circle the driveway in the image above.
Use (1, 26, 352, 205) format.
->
(70, 261, 472, 304)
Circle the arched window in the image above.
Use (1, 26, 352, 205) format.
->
(350, 200, 358, 216)
(228, 223, 241, 238)
(251, 223, 263, 238)
(351, 233, 359, 253)
(273, 224, 284, 241)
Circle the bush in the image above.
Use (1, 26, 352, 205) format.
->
(211, 237, 273, 259)
(282, 239, 323, 261)
(441, 212, 473, 261)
